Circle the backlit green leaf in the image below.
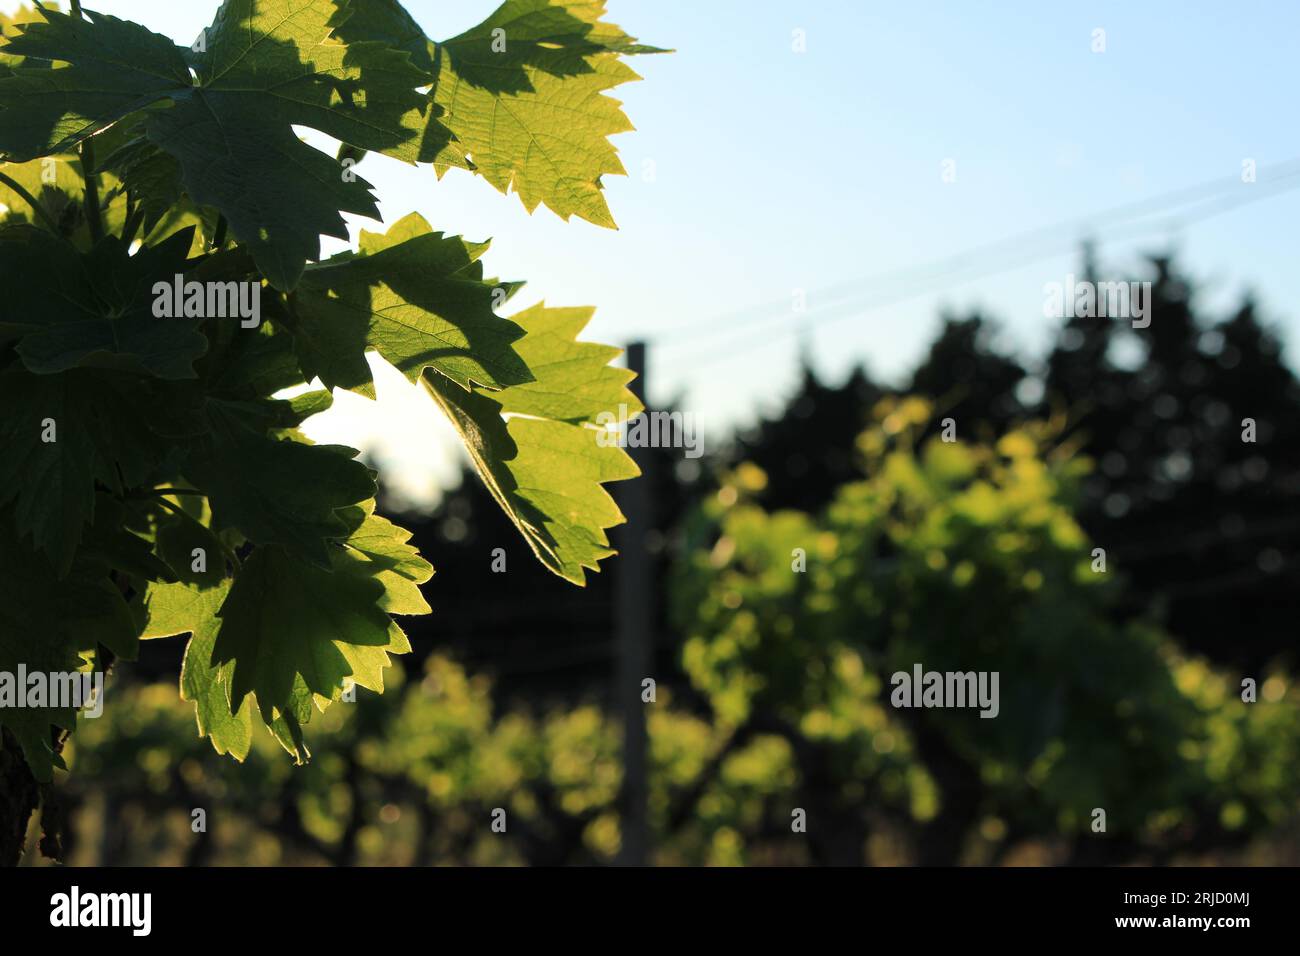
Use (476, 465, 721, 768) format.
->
(292, 212, 530, 396)
(423, 302, 640, 584)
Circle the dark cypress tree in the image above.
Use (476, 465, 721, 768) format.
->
(907, 311, 1027, 441)
(1042, 257, 1300, 669)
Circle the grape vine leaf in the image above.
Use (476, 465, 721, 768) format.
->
(149, 497, 231, 587)
(423, 302, 640, 584)
(81, 493, 178, 591)
(0, 8, 191, 159)
(183, 402, 377, 569)
(0, 523, 136, 781)
(141, 578, 254, 760)
(292, 212, 530, 397)
(0, 4, 49, 70)
(0, 2, 438, 291)
(0, 612, 84, 782)
(0, 226, 207, 380)
(0, 365, 177, 573)
(343, 0, 666, 227)
(212, 508, 431, 725)
(333, 498, 434, 615)
(0, 368, 98, 573)
(142, 501, 431, 758)
(150, 0, 435, 291)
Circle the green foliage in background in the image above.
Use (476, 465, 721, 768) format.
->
(671, 398, 1300, 863)
(0, 0, 660, 793)
(60, 654, 802, 866)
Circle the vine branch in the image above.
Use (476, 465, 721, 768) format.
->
(0, 171, 61, 234)
(80, 138, 103, 243)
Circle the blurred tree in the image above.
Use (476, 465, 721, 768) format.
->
(908, 312, 1027, 440)
(1042, 257, 1300, 669)
(732, 363, 882, 513)
(732, 312, 1026, 516)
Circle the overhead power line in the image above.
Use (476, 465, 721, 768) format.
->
(646, 158, 1300, 366)
(694, 175, 1300, 370)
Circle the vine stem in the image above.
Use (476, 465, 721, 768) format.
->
(0, 171, 61, 234)
(80, 138, 103, 243)
(64, 3, 102, 241)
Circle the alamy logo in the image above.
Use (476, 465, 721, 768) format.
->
(890, 664, 1000, 718)
(50, 886, 151, 936)
(152, 274, 261, 328)
(1042, 273, 1151, 328)
(595, 404, 703, 459)
(0, 667, 103, 718)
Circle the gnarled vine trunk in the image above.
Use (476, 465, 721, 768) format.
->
(0, 729, 40, 866)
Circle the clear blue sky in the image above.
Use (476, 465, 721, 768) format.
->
(9, 1, 1299, 503)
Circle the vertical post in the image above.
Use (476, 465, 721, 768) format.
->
(615, 342, 651, 866)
